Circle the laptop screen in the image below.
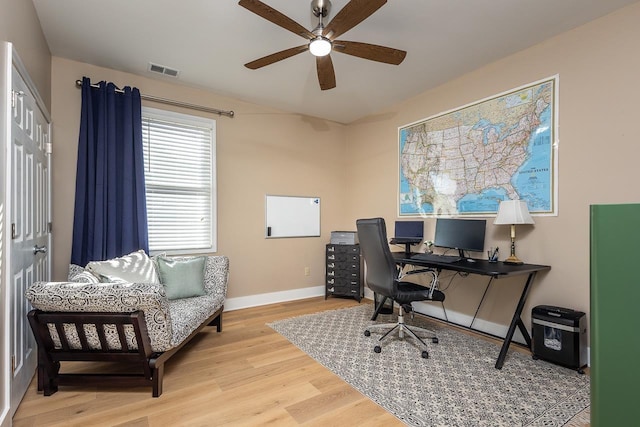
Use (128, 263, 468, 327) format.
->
(394, 221, 424, 239)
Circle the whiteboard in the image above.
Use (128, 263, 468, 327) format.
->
(265, 195, 321, 238)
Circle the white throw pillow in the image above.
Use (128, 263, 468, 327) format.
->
(86, 249, 159, 284)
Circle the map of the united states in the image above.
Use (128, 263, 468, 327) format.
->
(399, 78, 555, 216)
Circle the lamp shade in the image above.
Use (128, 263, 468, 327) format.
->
(494, 200, 534, 225)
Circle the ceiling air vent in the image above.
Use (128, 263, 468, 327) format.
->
(148, 62, 180, 78)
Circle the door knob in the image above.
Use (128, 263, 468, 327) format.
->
(33, 245, 48, 255)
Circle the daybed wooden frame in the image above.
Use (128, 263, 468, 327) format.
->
(27, 306, 223, 397)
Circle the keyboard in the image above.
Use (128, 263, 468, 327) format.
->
(410, 253, 462, 264)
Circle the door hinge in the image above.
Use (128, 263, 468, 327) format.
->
(48, 222, 53, 233)
(11, 90, 24, 109)
(45, 142, 52, 154)
(11, 356, 15, 374)
(11, 223, 17, 239)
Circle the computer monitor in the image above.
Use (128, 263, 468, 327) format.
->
(394, 220, 424, 241)
(433, 218, 486, 258)
(391, 220, 424, 254)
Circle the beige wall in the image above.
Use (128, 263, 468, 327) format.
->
(345, 2, 640, 332)
(50, 58, 349, 299)
(0, 0, 51, 109)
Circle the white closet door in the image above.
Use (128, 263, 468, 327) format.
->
(5, 45, 52, 418)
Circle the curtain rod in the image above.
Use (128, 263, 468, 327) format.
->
(75, 79, 234, 118)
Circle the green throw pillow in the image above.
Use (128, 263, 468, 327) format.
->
(156, 256, 207, 300)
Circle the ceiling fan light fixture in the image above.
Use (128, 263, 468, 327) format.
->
(309, 36, 332, 57)
(240, 0, 406, 89)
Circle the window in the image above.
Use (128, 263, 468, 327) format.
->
(141, 107, 216, 254)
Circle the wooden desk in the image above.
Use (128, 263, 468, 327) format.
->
(393, 252, 551, 369)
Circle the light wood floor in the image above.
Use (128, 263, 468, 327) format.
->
(13, 297, 589, 426)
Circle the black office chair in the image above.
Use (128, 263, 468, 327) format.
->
(356, 217, 445, 358)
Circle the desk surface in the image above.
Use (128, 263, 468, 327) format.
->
(392, 252, 550, 277)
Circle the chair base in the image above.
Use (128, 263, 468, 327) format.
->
(364, 305, 438, 358)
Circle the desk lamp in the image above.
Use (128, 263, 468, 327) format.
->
(494, 200, 534, 264)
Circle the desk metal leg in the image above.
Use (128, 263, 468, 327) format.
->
(495, 271, 537, 369)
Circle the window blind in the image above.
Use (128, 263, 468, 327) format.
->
(142, 108, 216, 253)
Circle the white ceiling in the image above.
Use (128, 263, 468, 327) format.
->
(33, 0, 638, 124)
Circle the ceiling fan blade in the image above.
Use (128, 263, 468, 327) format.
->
(323, 0, 386, 40)
(238, 0, 314, 40)
(245, 45, 308, 69)
(333, 40, 406, 65)
(316, 55, 336, 90)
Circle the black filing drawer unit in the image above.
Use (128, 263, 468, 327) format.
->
(531, 305, 587, 372)
(325, 244, 363, 302)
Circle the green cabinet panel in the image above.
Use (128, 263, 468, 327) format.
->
(590, 203, 640, 427)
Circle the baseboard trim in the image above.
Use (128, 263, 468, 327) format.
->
(224, 285, 326, 311)
(410, 301, 528, 345)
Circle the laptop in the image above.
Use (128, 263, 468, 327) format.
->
(390, 220, 424, 244)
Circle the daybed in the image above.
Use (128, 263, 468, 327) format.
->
(25, 252, 228, 397)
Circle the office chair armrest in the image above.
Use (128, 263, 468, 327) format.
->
(397, 268, 440, 299)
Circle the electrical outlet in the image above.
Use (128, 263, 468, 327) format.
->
(304, 267, 310, 276)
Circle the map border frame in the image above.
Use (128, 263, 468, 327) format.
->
(397, 75, 559, 218)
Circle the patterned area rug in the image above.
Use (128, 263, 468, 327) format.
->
(269, 305, 590, 427)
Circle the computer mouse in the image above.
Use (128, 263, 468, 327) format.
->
(466, 259, 476, 263)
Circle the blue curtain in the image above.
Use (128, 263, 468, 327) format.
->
(71, 77, 149, 265)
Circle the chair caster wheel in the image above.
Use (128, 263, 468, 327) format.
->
(422, 350, 429, 359)
(374, 346, 382, 353)
(432, 337, 439, 344)
(532, 355, 539, 360)
(364, 330, 371, 337)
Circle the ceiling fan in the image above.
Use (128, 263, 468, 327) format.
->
(238, 0, 407, 90)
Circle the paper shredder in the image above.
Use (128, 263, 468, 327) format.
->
(531, 305, 587, 372)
